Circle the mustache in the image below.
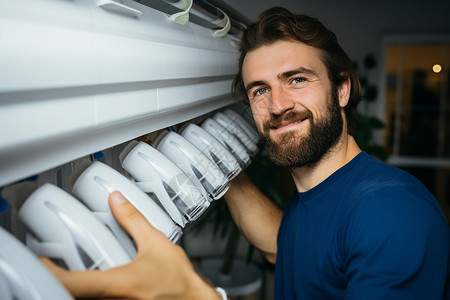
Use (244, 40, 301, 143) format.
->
(263, 110, 313, 132)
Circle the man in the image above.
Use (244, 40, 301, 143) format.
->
(43, 7, 449, 299)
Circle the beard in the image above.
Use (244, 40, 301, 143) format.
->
(261, 87, 343, 169)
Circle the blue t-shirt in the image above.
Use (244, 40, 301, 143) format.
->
(274, 152, 449, 299)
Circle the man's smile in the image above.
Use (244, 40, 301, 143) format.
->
(264, 110, 313, 135)
(270, 117, 309, 132)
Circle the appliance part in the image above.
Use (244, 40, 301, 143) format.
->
(180, 123, 241, 180)
(154, 131, 229, 201)
(213, 112, 258, 156)
(202, 118, 251, 169)
(0, 226, 74, 300)
(223, 108, 260, 144)
(18, 183, 131, 271)
(72, 161, 183, 250)
(120, 140, 210, 227)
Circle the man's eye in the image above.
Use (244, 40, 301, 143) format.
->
(291, 77, 305, 84)
(254, 87, 268, 96)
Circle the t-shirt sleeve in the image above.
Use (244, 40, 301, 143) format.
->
(343, 186, 449, 300)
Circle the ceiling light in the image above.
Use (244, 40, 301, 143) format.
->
(432, 64, 442, 73)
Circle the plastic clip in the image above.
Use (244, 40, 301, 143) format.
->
(169, 0, 193, 25)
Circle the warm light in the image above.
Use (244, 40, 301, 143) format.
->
(432, 64, 442, 73)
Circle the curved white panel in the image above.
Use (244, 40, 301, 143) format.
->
(0, 0, 239, 187)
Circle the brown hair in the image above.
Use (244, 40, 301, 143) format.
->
(231, 7, 361, 135)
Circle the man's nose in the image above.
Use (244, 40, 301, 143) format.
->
(270, 86, 295, 115)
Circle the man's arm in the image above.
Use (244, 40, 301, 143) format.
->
(224, 172, 283, 263)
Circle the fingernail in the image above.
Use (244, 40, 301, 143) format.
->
(111, 191, 127, 204)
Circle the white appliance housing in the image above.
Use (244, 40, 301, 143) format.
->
(213, 111, 258, 156)
(0, 0, 240, 188)
(0, 0, 252, 294)
(0, 226, 74, 300)
(154, 131, 230, 201)
(120, 140, 210, 227)
(224, 108, 260, 144)
(202, 118, 251, 169)
(180, 123, 241, 180)
(72, 161, 183, 248)
(19, 183, 131, 270)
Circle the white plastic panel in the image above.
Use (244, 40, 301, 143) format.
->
(0, 0, 238, 187)
(99, 38, 165, 82)
(95, 85, 158, 125)
(0, 96, 95, 148)
(0, 20, 101, 90)
(197, 79, 235, 103)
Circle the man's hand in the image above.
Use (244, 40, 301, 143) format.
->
(41, 191, 220, 299)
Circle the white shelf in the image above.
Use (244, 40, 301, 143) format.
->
(0, 0, 239, 187)
(388, 156, 450, 168)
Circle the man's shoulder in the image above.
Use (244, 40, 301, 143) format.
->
(349, 153, 431, 199)
(343, 153, 449, 230)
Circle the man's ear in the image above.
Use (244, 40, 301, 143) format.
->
(338, 77, 351, 108)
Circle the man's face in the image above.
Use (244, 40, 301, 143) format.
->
(242, 40, 344, 168)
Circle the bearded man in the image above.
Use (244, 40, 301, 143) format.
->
(43, 6, 449, 300)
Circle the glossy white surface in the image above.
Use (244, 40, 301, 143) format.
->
(155, 131, 229, 201)
(72, 161, 182, 248)
(19, 183, 131, 270)
(121, 141, 210, 227)
(0, 226, 74, 300)
(180, 123, 241, 180)
(0, 0, 238, 187)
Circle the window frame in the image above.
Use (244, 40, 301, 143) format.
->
(378, 33, 450, 168)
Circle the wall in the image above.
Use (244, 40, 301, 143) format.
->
(223, 0, 450, 64)
(221, 0, 450, 143)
